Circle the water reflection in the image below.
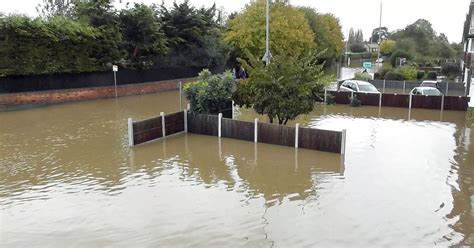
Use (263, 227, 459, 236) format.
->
(1, 91, 473, 247)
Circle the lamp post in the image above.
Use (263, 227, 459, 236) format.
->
(262, 0, 272, 65)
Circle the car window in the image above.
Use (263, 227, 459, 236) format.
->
(423, 88, 441, 96)
(358, 85, 378, 92)
(412, 89, 417, 94)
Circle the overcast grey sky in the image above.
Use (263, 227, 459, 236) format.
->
(1, 0, 469, 43)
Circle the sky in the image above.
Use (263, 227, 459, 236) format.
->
(0, 0, 469, 43)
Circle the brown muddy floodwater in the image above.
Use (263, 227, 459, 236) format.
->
(1, 91, 473, 247)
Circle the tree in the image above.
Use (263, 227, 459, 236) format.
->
(36, 0, 74, 18)
(350, 43, 366, 53)
(371, 27, 388, 43)
(233, 52, 331, 125)
(299, 8, 344, 61)
(379, 39, 396, 55)
(184, 69, 235, 114)
(119, 3, 168, 69)
(224, 0, 315, 61)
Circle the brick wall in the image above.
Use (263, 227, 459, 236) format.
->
(0, 78, 196, 110)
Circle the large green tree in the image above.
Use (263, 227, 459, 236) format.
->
(233, 52, 331, 125)
(119, 3, 167, 69)
(36, 0, 74, 18)
(224, 0, 315, 61)
(299, 7, 344, 62)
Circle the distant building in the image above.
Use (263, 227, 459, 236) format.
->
(462, 0, 474, 96)
(364, 43, 379, 53)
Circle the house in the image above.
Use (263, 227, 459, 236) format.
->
(364, 43, 379, 53)
(462, 0, 474, 97)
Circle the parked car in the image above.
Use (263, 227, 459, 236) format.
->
(420, 80, 441, 90)
(375, 58, 384, 64)
(339, 80, 380, 93)
(410, 87, 443, 96)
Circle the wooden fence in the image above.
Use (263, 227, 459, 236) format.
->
(327, 91, 470, 111)
(128, 112, 346, 154)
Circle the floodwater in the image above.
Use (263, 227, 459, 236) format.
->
(1, 91, 473, 247)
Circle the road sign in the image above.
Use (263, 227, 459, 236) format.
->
(363, 62, 372, 69)
(112, 65, 118, 72)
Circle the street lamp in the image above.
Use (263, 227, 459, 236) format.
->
(262, 0, 272, 65)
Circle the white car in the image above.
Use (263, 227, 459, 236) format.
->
(339, 80, 380, 94)
(410, 87, 443, 96)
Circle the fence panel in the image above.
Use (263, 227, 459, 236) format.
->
(187, 113, 218, 136)
(354, 92, 380, 106)
(443, 96, 470, 111)
(381, 94, 410, 108)
(331, 91, 352, 104)
(165, 111, 185, 136)
(298, 127, 342, 154)
(221, 118, 254, 142)
(132, 116, 163, 145)
(411, 95, 443, 109)
(258, 123, 295, 147)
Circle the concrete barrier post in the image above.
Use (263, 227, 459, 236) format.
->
(295, 123, 300, 148)
(341, 129, 347, 155)
(184, 110, 188, 133)
(218, 113, 222, 138)
(128, 118, 134, 147)
(254, 118, 259, 143)
(161, 112, 166, 137)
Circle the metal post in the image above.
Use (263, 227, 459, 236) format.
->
(295, 123, 300, 148)
(408, 94, 413, 120)
(441, 95, 445, 111)
(254, 118, 259, 143)
(324, 88, 328, 104)
(184, 110, 188, 133)
(378, 92, 382, 108)
(218, 113, 222, 138)
(114, 71, 118, 98)
(178, 81, 183, 110)
(403, 80, 406, 94)
(161, 112, 166, 137)
(445, 82, 449, 96)
(383, 79, 386, 93)
(128, 118, 134, 147)
(232, 100, 235, 119)
(341, 129, 347, 155)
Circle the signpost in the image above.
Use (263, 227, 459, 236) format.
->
(112, 65, 118, 98)
(363, 62, 372, 69)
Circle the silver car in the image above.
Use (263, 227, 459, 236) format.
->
(340, 80, 380, 94)
(410, 87, 443, 96)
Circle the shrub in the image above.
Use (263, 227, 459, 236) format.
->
(427, 71, 437, 80)
(416, 70, 425, 80)
(377, 68, 392, 79)
(441, 63, 461, 79)
(373, 72, 382, 80)
(398, 66, 417, 80)
(390, 50, 412, 67)
(384, 71, 404, 81)
(354, 72, 372, 81)
(184, 69, 235, 114)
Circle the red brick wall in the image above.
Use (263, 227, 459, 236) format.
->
(0, 78, 196, 109)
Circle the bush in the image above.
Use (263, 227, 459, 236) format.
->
(416, 70, 425, 80)
(427, 71, 437, 80)
(184, 69, 235, 114)
(390, 50, 412, 67)
(384, 71, 404, 81)
(398, 66, 417, 80)
(441, 63, 461, 79)
(377, 68, 392, 79)
(354, 72, 372, 81)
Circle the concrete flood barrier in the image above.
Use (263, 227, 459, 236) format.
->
(127, 112, 346, 154)
(327, 91, 470, 111)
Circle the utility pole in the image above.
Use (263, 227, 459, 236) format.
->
(377, 1, 383, 61)
(262, 0, 272, 65)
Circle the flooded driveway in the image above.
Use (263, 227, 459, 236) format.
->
(1, 91, 473, 247)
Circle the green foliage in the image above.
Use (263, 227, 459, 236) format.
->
(379, 39, 396, 55)
(441, 63, 461, 79)
(416, 70, 425, 80)
(299, 8, 344, 61)
(348, 28, 364, 44)
(398, 66, 417, 80)
(384, 71, 404, 81)
(233, 51, 330, 125)
(427, 71, 437, 80)
(184, 69, 235, 114)
(119, 3, 167, 69)
(390, 50, 412, 67)
(354, 72, 372, 81)
(349, 43, 366, 53)
(224, 1, 315, 61)
(36, 0, 74, 18)
(371, 27, 388, 43)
